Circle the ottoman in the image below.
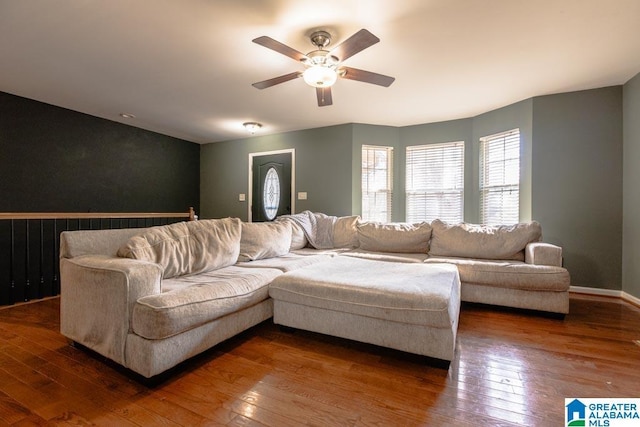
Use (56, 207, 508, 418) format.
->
(268, 256, 461, 362)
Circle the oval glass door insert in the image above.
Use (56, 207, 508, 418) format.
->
(263, 167, 280, 220)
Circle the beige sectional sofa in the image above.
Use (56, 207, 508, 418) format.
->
(59, 212, 570, 378)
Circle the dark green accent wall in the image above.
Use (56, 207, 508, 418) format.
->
(623, 72, 640, 299)
(0, 91, 200, 305)
(0, 91, 200, 212)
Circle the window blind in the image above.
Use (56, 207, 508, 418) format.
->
(479, 129, 520, 225)
(362, 145, 393, 222)
(406, 142, 464, 223)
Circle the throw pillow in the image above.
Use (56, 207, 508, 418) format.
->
(357, 221, 432, 253)
(238, 221, 292, 262)
(117, 218, 242, 278)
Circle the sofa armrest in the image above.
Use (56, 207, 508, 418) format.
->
(525, 242, 563, 267)
(60, 255, 163, 366)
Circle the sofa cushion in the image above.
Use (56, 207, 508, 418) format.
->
(269, 256, 460, 327)
(238, 221, 292, 262)
(117, 218, 241, 279)
(237, 252, 335, 272)
(424, 257, 570, 291)
(357, 221, 432, 253)
(133, 266, 281, 340)
(276, 217, 308, 250)
(289, 221, 308, 250)
(429, 219, 542, 261)
(342, 249, 428, 263)
(333, 215, 360, 248)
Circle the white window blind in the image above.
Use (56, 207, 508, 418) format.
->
(406, 142, 464, 223)
(479, 129, 520, 225)
(362, 145, 393, 222)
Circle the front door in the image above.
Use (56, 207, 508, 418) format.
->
(251, 152, 292, 222)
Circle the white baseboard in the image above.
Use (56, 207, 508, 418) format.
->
(622, 291, 640, 307)
(569, 286, 622, 297)
(570, 285, 640, 308)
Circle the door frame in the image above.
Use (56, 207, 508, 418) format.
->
(248, 148, 295, 222)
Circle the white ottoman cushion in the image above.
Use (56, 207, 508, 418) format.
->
(269, 256, 461, 361)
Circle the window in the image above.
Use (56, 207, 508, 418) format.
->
(479, 129, 520, 225)
(262, 167, 280, 220)
(362, 145, 393, 222)
(406, 142, 464, 223)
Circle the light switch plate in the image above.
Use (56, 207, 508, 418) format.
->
(298, 192, 307, 200)
(239, 193, 246, 202)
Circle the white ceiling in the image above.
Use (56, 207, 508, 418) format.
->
(1, 0, 640, 144)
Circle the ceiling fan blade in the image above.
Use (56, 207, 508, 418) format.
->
(252, 36, 308, 62)
(252, 71, 303, 89)
(316, 87, 333, 107)
(340, 66, 395, 87)
(329, 29, 379, 62)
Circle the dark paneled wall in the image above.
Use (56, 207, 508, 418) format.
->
(0, 91, 200, 304)
(0, 91, 199, 212)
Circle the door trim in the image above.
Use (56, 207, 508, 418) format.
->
(248, 149, 295, 222)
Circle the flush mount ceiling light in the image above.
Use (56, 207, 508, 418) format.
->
(252, 29, 395, 107)
(119, 113, 136, 119)
(243, 122, 262, 134)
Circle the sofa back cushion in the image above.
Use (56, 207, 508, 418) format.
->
(429, 219, 542, 261)
(357, 221, 432, 253)
(117, 218, 241, 278)
(238, 221, 292, 262)
(60, 227, 149, 258)
(276, 217, 308, 250)
(333, 215, 360, 249)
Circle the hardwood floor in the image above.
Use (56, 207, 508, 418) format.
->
(0, 294, 639, 426)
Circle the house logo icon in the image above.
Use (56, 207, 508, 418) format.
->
(566, 399, 587, 426)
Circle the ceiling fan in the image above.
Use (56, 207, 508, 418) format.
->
(251, 29, 395, 107)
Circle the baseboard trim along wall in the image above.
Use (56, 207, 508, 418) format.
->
(570, 285, 640, 308)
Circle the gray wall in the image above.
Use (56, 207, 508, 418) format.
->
(200, 86, 627, 294)
(200, 124, 354, 220)
(623, 72, 640, 298)
(532, 87, 623, 289)
(397, 101, 533, 224)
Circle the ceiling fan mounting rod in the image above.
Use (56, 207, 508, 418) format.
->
(310, 30, 331, 49)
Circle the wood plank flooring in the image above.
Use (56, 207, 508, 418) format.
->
(0, 294, 639, 426)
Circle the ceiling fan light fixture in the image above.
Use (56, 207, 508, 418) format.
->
(303, 65, 337, 88)
(243, 122, 262, 134)
(252, 28, 394, 106)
